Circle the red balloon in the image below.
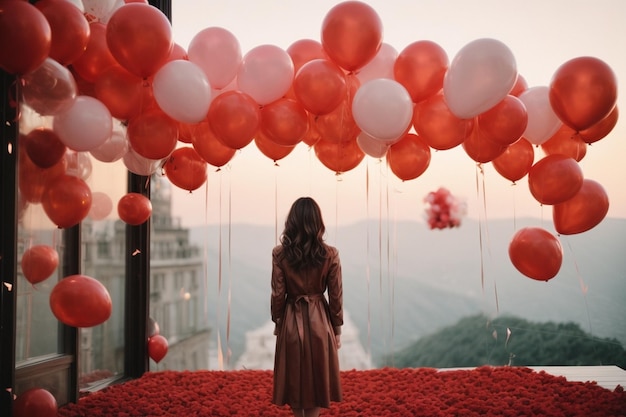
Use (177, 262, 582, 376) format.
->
(528, 154, 583, 205)
(0, 1, 51, 75)
(23, 128, 67, 169)
(541, 124, 587, 162)
(50, 274, 112, 327)
(41, 174, 92, 228)
(18, 146, 67, 203)
(148, 334, 168, 363)
(477, 95, 528, 146)
(314, 137, 364, 173)
(167, 42, 188, 61)
(302, 113, 322, 147)
(21, 245, 59, 285)
(462, 125, 507, 164)
(553, 179, 609, 235)
(207, 90, 260, 150)
(128, 108, 179, 160)
(163, 147, 208, 191)
(387, 133, 431, 181)
(191, 121, 236, 168)
(509, 227, 563, 281)
(286, 38, 328, 74)
(14, 387, 57, 417)
(95, 64, 146, 121)
(578, 105, 618, 144)
(321, 1, 382, 72)
(413, 92, 473, 150)
(35, 0, 90, 65)
(508, 74, 528, 97)
(315, 74, 361, 143)
(549, 56, 617, 131)
(254, 130, 295, 163)
(106, 3, 173, 78)
(394, 40, 449, 103)
(117, 192, 152, 225)
(293, 59, 347, 115)
(260, 98, 308, 147)
(72, 22, 118, 83)
(492, 138, 534, 183)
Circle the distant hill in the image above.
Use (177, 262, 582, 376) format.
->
(385, 313, 626, 369)
(189, 217, 626, 366)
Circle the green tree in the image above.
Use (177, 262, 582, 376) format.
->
(384, 314, 626, 369)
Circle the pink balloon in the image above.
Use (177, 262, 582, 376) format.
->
(90, 123, 128, 162)
(53, 96, 113, 152)
(152, 59, 212, 124)
(89, 191, 114, 220)
(352, 78, 413, 142)
(356, 43, 398, 84)
(65, 151, 93, 180)
(187, 27, 242, 90)
(443, 38, 517, 119)
(519, 86, 562, 145)
(237, 44, 294, 105)
(21, 58, 77, 116)
(123, 148, 163, 176)
(356, 131, 390, 158)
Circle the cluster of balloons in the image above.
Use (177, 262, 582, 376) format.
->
(423, 187, 467, 230)
(1, 2, 618, 279)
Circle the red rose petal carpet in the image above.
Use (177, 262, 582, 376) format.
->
(58, 366, 626, 416)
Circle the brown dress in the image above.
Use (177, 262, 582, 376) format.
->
(271, 244, 343, 409)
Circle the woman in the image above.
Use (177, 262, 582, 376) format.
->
(271, 197, 343, 417)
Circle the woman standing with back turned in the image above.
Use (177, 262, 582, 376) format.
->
(271, 197, 343, 417)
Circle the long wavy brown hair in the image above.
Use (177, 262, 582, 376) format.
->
(280, 197, 327, 270)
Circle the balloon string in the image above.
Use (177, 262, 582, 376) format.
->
(216, 172, 223, 370)
(389, 188, 397, 361)
(378, 162, 384, 355)
(202, 177, 210, 339)
(564, 237, 593, 335)
(386, 167, 394, 358)
(226, 178, 232, 368)
(475, 164, 486, 294)
(365, 160, 372, 359)
(274, 165, 279, 245)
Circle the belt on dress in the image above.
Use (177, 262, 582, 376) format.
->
(288, 293, 324, 352)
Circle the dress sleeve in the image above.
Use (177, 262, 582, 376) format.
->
(271, 247, 286, 333)
(327, 247, 343, 335)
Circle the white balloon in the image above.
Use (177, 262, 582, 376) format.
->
(519, 86, 562, 145)
(352, 78, 413, 142)
(356, 131, 390, 158)
(53, 96, 113, 152)
(123, 149, 163, 176)
(443, 38, 517, 119)
(82, 0, 117, 22)
(90, 121, 128, 163)
(153, 60, 213, 124)
(356, 43, 398, 84)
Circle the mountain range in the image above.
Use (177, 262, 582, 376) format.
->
(189, 217, 626, 367)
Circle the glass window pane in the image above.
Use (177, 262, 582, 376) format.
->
(79, 158, 128, 388)
(149, 177, 210, 371)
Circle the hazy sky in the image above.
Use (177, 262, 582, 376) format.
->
(163, 0, 626, 228)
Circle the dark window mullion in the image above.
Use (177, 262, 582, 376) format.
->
(0, 69, 18, 417)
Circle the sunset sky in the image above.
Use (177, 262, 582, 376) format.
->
(163, 0, 625, 228)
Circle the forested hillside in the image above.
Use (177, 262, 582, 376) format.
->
(385, 314, 626, 369)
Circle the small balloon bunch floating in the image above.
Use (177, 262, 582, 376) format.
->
(424, 187, 467, 230)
